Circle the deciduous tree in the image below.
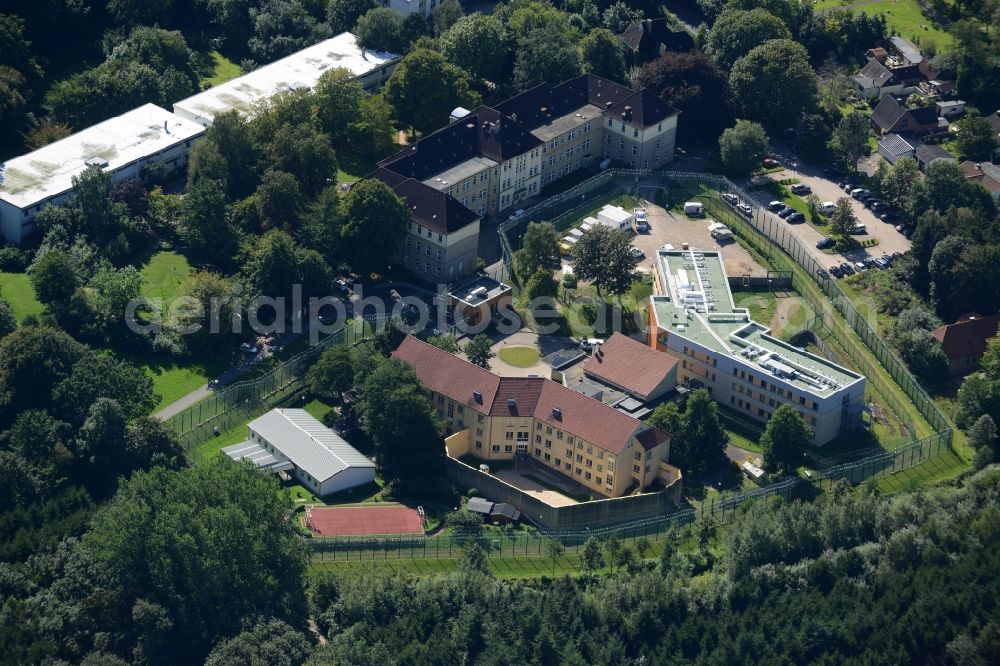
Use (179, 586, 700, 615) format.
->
(707, 8, 791, 70)
(514, 26, 582, 91)
(354, 7, 406, 53)
(828, 110, 871, 170)
(729, 39, 816, 129)
(570, 225, 639, 298)
(339, 178, 410, 276)
(760, 404, 810, 473)
(440, 13, 510, 85)
(719, 119, 769, 175)
(580, 27, 626, 83)
(465, 333, 495, 369)
(385, 47, 479, 134)
(635, 51, 735, 143)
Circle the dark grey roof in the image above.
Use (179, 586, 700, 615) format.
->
(879, 133, 916, 157)
(370, 168, 480, 234)
(890, 36, 923, 64)
(854, 59, 897, 88)
(246, 409, 374, 483)
(490, 503, 521, 520)
(871, 96, 908, 130)
(915, 142, 955, 164)
(620, 19, 695, 61)
(987, 111, 1000, 136)
(909, 105, 940, 126)
(467, 497, 494, 514)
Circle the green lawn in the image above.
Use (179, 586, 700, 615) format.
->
(815, 0, 953, 49)
(337, 153, 379, 184)
(0, 272, 44, 321)
(199, 50, 241, 87)
(733, 291, 777, 325)
(498, 346, 540, 367)
(143, 360, 213, 411)
(140, 250, 192, 303)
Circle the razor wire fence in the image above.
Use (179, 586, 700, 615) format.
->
(497, 169, 953, 448)
(166, 318, 385, 452)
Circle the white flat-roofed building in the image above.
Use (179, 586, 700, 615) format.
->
(223, 408, 376, 496)
(173, 32, 400, 127)
(0, 103, 205, 244)
(648, 248, 866, 445)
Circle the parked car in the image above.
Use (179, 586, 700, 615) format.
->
(841, 262, 855, 275)
(778, 206, 796, 218)
(790, 183, 811, 195)
(830, 265, 843, 278)
(850, 188, 869, 199)
(333, 278, 350, 293)
(874, 256, 890, 269)
(737, 203, 753, 217)
(871, 201, 889, 211)
(820, 201, 837, 215)
(850, 224, 867, 235)
(816, 237, 835, 249)
(879, 210, 899, 222)
(896, 223, 911, 233)
(507, 208, 527, 222)
(892, 251, 903, 260)
(767, 200, 785, 212)
(862, 257, 877, 269)
(762, 158, 780, 168)
(629, 246, 645, 259)
(722, 193, 738, 205)
(841, 182, 855, 192)
(239, 342, 260, 354)
(787, 211, 806, 223)
(854, 261, 868, 273)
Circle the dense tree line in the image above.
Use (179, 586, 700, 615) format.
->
(3, 437, 999, 663)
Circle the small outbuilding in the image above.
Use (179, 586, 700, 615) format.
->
(466, 497, 494, 517)
(490, 503, 521, 525)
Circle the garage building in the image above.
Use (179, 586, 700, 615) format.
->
(223, 409, 376, 496)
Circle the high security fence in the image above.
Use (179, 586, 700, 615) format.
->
(498, 169, 953, 447)
(166, 320, 379, 452)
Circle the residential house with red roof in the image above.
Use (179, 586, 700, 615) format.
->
(931, 313, 1000, 376)
(393, 336, 680, 498)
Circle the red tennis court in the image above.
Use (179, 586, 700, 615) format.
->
(305, 505, 425, 536)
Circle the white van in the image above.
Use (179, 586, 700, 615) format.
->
(684, 201, 704, 216)
(819, 201, 836, 215)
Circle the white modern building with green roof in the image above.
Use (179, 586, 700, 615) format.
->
(648, 248, 865, 445)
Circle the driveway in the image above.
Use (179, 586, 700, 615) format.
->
(747, 168, 912, 271)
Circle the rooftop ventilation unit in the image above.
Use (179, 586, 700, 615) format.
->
(84, 157, 109, 169)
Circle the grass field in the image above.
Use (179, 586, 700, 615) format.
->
(199, 50, 241, 87)
(0, 272, 43, 321)
(336, 153, 379, 184)
(815, 0, 953, 49)
(140, 251, 192, 303)
(498, 346, 540, 367)
(142, 357, 224, 412)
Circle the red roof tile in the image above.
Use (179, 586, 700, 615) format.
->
(931, 313, 1000, 361)
(582, 332, 678, 399)
(393, 336, 669, 454)
(393, 336, 500, 413)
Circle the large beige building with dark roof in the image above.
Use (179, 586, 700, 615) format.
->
(369, 74, 679, 282)
(393, 336, 681, 498)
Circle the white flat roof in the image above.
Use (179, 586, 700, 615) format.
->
(248, 408, 374, 483)
(173, 32, 399, 123)
(0, 103, 204, 210)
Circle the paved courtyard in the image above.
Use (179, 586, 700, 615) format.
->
(494, 470, 579, 507)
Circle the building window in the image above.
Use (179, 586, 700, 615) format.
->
(492, 445, 500, 452)
(633, 465, 641, 473)
(534, 448, 541, 456)
(633, 129, 639, 138)
(475, 441, 482, 449)
(505, 445, 513, 452)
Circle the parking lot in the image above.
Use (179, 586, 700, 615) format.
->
(628, 201, 768, 278)
(748, 169, 912, 274)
